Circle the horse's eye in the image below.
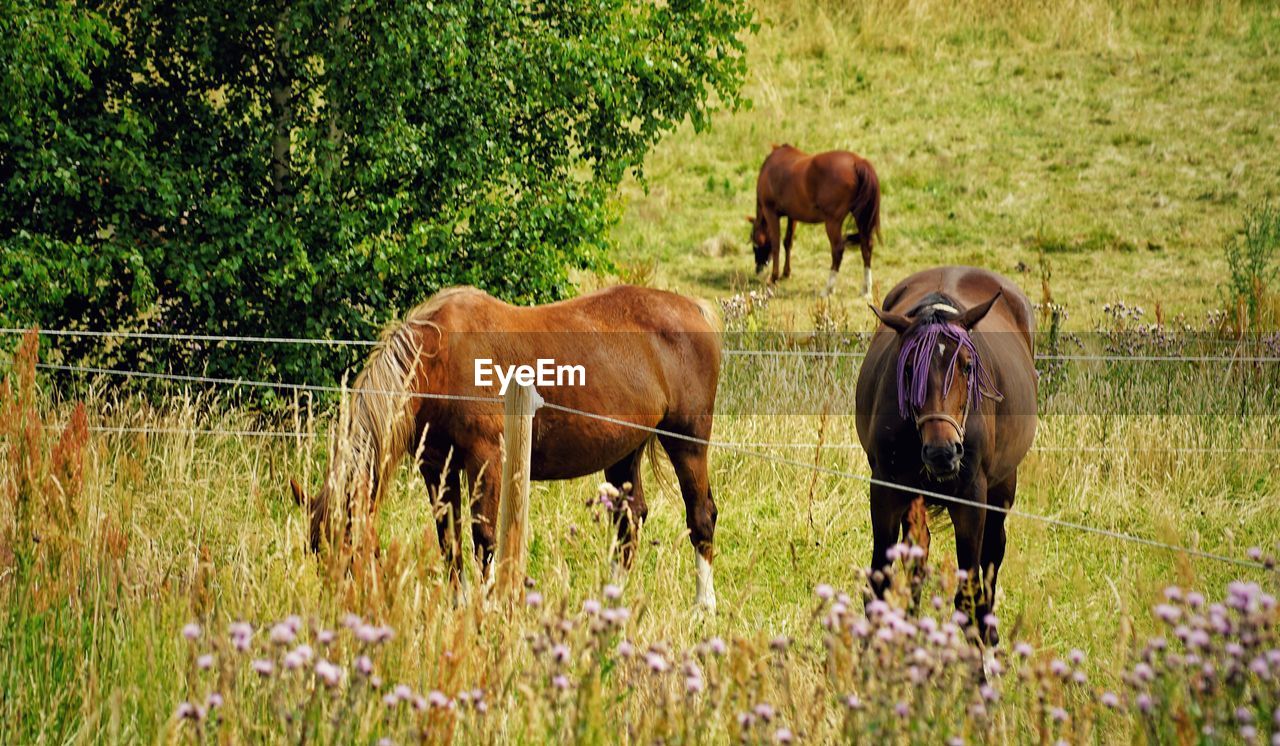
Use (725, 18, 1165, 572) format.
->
(962, 362, 973, 375)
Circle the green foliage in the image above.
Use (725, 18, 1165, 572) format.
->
(0, 0, 752, 390)
(1223, 200, 1280, 330)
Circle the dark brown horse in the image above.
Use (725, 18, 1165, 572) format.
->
(855, 266, 1037, 644)
(747, 144, 881, 297)
(291, 285, 723, 610)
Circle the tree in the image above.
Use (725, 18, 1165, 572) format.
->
(0, 0, 752, 392)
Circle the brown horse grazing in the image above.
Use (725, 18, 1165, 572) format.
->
(855, 267, 1037, 644)
(747, 144, 881, 297)
(290, 285, 723, 610)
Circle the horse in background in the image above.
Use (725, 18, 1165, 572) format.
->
(747, 144, 881, 297)
(855, 266, 1037, 644)
(290, 285, 723, 611)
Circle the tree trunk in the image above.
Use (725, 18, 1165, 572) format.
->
(269, 3, 293, 197)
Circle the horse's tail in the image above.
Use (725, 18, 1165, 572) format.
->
(850, 158, 881, 254)
(692, 296, 723, 334)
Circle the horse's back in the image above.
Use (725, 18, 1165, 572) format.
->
(882, 266, 1034, 347)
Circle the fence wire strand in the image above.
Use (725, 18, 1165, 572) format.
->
(26, 358, 1272, 570)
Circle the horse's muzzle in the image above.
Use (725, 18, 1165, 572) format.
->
(922, 442, 963, 478)
(755, 261, 767, 274)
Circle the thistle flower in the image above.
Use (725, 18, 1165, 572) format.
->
(427, 690, 450, 709)
(755, 703, 776, 722)
(815, 584, 835, 601)
(315, 660, 343, 687)
(707, 637, 727, 656)
(552, 675, 570, 691)
(251, 659, 274, 676)
(617, 640, 634, 658)
(645, 651, 669, 673)
(270, 622, 296, 645)
(1100, 692, 1119, 708)
(552, 643, 571, 664)
(526, 592, 544, 608)
(175, 702, 205, 721)
(582, 599, 601, 616)
(182, 623, 201, 641)
(1154, 604, 1181, 623)
(774, 727, 794, 744)
(1136, 693, 1153, 714)
(604, 584, 623, 600)
(206, 693, 223, 709)
(196, 654, 214, 670)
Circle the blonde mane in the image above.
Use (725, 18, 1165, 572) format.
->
(326, 287, 484, 510)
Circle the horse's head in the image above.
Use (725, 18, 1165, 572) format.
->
(744, 215, 771, 273)
(871, 292, 1004, 479)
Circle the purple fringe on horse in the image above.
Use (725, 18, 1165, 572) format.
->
(895, 321, 1001, 419)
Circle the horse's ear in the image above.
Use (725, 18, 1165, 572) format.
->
(744, 215, 756, 225)
(955, 291, 1003, 330)
(869, 304, 912, 334)
(290, 478, 309, 508)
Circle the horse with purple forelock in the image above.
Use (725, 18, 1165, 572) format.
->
(856, 266, 1037, 646)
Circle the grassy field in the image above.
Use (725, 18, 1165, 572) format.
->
(4, 0, 1280, 743)
(609, 0, 1280, 329)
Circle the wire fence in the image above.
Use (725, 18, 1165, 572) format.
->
(29, 361, 1271, 571)
(6, 327, 1280, 363)
(11, 326, 1277, 571)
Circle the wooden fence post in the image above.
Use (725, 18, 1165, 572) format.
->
(495, 383, 539, 601)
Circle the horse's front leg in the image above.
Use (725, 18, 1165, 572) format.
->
(867, 481, 912, 605)
(782, 218, 795, 279)
(465, 453, 502, 592)
(946, 474, 991, 641)
(979, 473, 1017, 646)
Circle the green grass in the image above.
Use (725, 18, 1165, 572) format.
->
(608, 0, 1280, 329)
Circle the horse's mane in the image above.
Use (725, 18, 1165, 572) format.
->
(328, 287, 482, 508)
(894, 293, 1000, 419)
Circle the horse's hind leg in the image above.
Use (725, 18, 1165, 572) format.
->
(604, 446, 648, 570)
(858, 229, 873, 298)
(782, 218, 795, 279)
(658, 428, 718, 613)
(823, 218, 847, 297)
